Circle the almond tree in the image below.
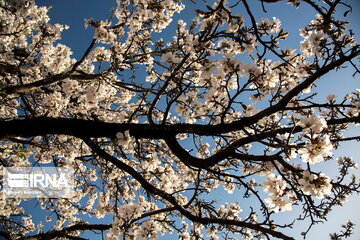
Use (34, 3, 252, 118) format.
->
(0, 0, 359, 239)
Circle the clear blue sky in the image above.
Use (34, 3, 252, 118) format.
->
(28, 0, 360, 239)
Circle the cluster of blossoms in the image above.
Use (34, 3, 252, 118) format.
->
(21, 217, 35, 234)
(217, 203, 243, 220)
(263, 174, 294, 212)
(298, 134, 333, 164)
(297, 115, 333, 164)
(106, 203, 145, 240)
(156, 165, 182, 193)
(0, 198, 23, 218)
(300, 29, 325, 57)
(297, 115, 327, 133)
(298, 171, 332, 199)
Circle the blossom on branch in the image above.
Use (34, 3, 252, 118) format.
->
(298, 134, 333, 164)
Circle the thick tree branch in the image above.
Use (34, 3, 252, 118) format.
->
(1, 116, 358, 169)
(0, 116, 358, 139)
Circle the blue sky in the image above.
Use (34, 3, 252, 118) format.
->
(25, 0, 360, 239)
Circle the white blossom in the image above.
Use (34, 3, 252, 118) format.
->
(299, 134, 333, 164)
(299, 171, 332, 199)
(297, 115, 327, 133)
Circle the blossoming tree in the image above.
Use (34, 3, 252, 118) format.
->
(0, 0, 359, 239)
